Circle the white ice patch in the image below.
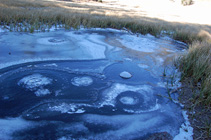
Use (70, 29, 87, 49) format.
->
(18, 74, 52, 90)
(0, 117, 33, 140)
(157, 82, 166, 88)
(101, 83, 153, 107)
(118, 34, 158, 52)
(119, 97, 138, 105)
(0, 58, 75, 70)
(71, 76, 93, 87)
(156, 56, 165, 65)
(119, 71, 132, 79)
(138, 64, 149, 69)
(48, 103, 86, 114)
(174, 111, 193, 140)
(124, 58, 133, 61)
(34, 89, 51, 97)
(37, 37, 68, 45)
(65, 32, 107, 59)
(43, 63, 58, 67)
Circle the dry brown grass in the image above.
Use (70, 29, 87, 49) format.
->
(179, 41, 211, 106)
(178, 41, 211, 139)
(0, 0, 210, 43)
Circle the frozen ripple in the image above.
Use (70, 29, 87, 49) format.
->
(71, 76, 93, 87)
(37, 37, 68, 45)
(100, 83, 154, 107)
(18, 74, 52, 91)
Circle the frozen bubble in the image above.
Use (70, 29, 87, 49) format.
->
(119, 97, 138, 105)
(34, 89, 51, 97)
(18, 74, 52, 91)
(71, 76, 93, 87)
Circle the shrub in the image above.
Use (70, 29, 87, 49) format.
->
(181, 0, 193, 6)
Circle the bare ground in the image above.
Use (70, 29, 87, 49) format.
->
(179, 79, 211, 139)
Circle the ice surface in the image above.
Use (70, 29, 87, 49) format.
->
(71, 76, 93, 87)
(0, 117, 33, 140)
(0, 29, 114, 68)
(37, 37, 68, 45)
(0, 27, 190, 139)
(65, 31, 108, 59)
(123, 101, 160, 113)
(18, 74, 52, 90)
(0, 28, 5, 33)
(57, 123, 89, 140)
(82, 112, 177, 139)
(138, 64, 149, 69)
(118, 34, 158, 52)
(43, 63, 58, 67)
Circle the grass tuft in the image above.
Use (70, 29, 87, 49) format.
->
(178, 41, 211, 106)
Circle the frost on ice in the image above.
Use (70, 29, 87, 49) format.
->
(18, 74, 52, 90)
(48, 103, 86, 114)
(18, 74, 52, 96)
(34, 89, 51, 97)
(118, 34, 158, 52)
(71, 76, 93, 87)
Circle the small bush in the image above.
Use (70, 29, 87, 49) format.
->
(181, 0, 193, 6)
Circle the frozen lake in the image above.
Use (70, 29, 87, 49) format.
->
(0, 28, 192, 140)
